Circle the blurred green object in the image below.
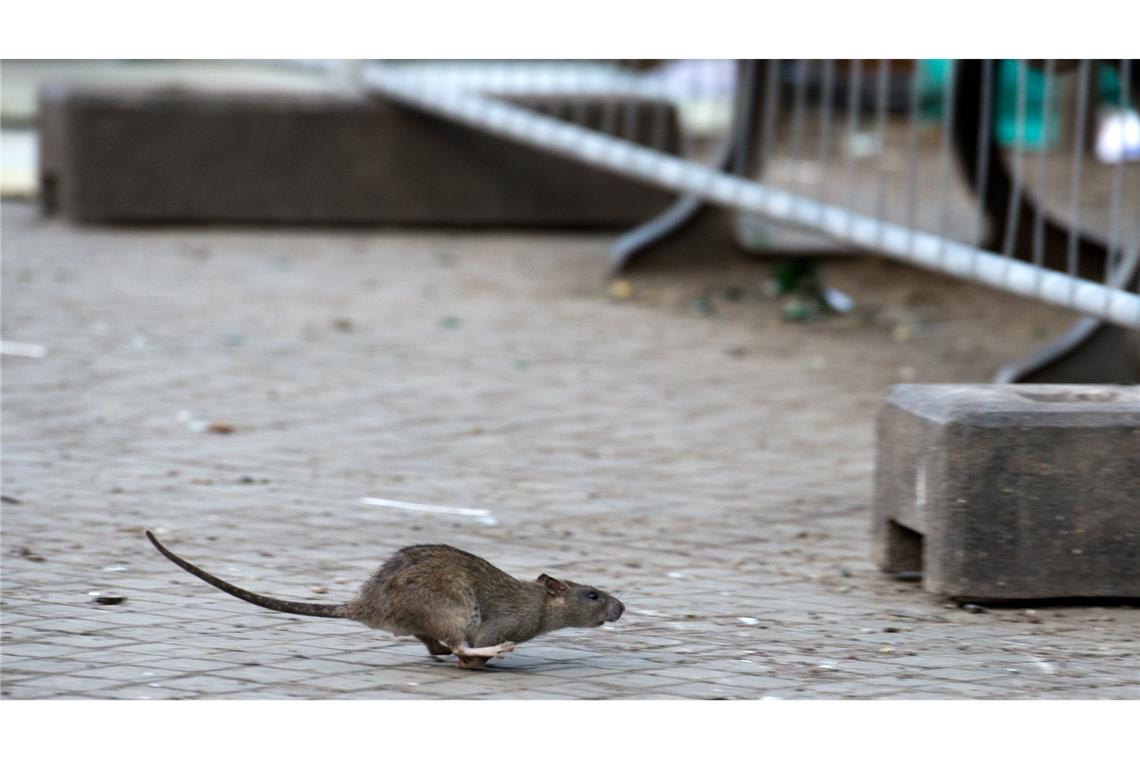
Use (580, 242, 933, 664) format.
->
(1098, 63, 1133, 109)
(772, 259, 854, 321)
(773, 259, 819, 296)
(919, 59, 1058, 150)
(917, 59, 953, 119)
(994, 60, 1056, 150)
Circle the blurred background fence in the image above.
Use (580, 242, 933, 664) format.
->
(343, 59, 1140, 329)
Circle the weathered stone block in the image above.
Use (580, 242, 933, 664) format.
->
(38, 83, 679, 226)
(873, 384, 1140, 600)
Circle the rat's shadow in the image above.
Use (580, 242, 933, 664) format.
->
(419, 650, 603, 674)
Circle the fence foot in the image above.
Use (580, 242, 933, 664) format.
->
(995, 319, 1140, 383)
(609, 60, 767, 273)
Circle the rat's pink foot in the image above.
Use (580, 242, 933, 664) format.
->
(454, 641, 515, 658)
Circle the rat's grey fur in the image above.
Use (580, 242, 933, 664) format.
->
(146, 531, 623, 668)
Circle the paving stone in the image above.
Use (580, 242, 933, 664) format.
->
(0, 643, 84, 659)
(11, 674, 124, 695)
(123, 657, 232, 674)
(336, 690, 434, 700)
(473, 689, 568, 700)
(156, 675, 258, 693)
(102, 685, 202, 699)
(213, 664, 317, 686)
(0, 658, 88, 675)
(71, 664, 185, 682)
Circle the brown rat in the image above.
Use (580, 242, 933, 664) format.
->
(145, 531, 624, 668)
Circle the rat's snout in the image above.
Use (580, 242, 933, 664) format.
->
(605, 599, 625, 622)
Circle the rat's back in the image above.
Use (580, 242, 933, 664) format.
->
(348, 544, 529, 635)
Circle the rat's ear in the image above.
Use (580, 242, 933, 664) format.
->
(537, 573, 568, 597)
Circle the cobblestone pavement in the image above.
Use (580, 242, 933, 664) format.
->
(3, 202, 1138, 699)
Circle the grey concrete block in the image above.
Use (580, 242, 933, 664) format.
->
(38, 83, 679, 226)
(873, 384, 1140, 600)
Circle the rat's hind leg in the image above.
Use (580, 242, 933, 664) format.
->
(444, 642, 513, 669)
(453, 642, 515, 659)
(416, 635, 452, 657)
(414, 589, 512, 667)
(457, 655, 490, 669)
(453, 643, 514, 669)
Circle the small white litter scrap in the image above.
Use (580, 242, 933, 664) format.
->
(360, 496, 497, 525)
(1, 341, 48, 359)
(737, 617, 761, 626)
(176, 410, 209, 433)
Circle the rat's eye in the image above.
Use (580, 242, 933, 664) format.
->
(587, 591, 600, 601)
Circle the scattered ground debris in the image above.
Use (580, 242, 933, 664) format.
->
(771, 260, 855, 322)
(89, 592, 126, 605)
(820, 287, 855, 314)
(888, 609, 949, 623)
(177, 410, 207, 432)
(14, 546, 45, 562)
(439, 316, 462, 330)
(960, 603, 988, 614)
(175, 411, 235, 434)
(689, 297, 715, 317)
(715, 284, 770, 303)
(2, 495, 22, 504)
(608, 279, 633, 301)
(330, 318, 354, 332)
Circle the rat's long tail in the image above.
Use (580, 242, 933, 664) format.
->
(146, 530, 350, 619)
